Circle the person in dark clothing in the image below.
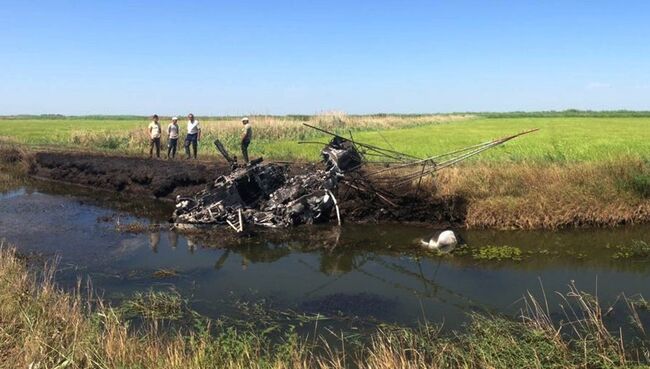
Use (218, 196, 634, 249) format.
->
(148, 114, 161, 158)
(240, 117, 252, 163)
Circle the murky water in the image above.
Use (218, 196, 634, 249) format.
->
(2, 182, 650, 331)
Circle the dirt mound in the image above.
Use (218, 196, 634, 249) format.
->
(339, 187, 467, 225)
(30, 152, 225, 199)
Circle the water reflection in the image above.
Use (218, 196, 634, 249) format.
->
(148, 232, 160, 252)
(168, 231, 178, 249)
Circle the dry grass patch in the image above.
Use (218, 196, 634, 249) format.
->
(0, 144, 32, 191)
(430, 159, 650, 229)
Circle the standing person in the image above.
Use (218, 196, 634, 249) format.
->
(184, 113, 201, 159)
(167, 116, 180, 159)
(148, 114, 161, 158)
(240, 117, 252, 163)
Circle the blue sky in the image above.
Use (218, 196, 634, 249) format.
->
(1, 0, 649, 115)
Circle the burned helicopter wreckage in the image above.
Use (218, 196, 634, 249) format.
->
(172, 124, 538, 231)
(173, 134, 362, 231)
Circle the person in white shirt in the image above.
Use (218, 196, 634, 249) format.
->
(167, 116, 180, 159)
(184, 113, 201, 159)
(147, 114, 162, 158)
(240, 117, 252, 163)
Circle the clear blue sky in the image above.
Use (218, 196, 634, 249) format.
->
(1, 0, 649, 115)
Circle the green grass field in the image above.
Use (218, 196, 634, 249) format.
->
(1, 115, 649, 163)
(259, 117, 650, 162)
(0, 119, 139, 143)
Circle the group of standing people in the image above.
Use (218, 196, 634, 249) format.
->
(147, 113, 252, 162)
(148, 113, 200, 160)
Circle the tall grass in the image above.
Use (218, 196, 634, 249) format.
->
(1, 243, 648, 368)
(85, 113, 472, 157)
(429, 159, 650, 229)
(0, 145, 31, 192)
(0, 113, 472, 156)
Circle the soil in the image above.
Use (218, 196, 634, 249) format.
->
(339, 189, 467, 225)
(28, 151, 225, 199)
(7, 148, 466, 226)
(0, 147, 23, 164)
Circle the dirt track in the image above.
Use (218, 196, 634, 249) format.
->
(1, 148, 466, 225)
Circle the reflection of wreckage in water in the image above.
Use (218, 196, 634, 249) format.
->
(172, 124, 537, 231)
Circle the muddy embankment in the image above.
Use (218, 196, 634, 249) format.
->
(1, 148, 466, 226)
(4, 147, 647, 229)
(27, 151, 221, 199)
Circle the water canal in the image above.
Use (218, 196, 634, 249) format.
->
(2, 181, 649, 332)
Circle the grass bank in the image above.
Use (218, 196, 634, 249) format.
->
(1, 244, 649, 368)
(430, 159, 650, 229)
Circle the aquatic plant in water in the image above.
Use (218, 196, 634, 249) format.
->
(119, 289, 187, 320)
(611, 240, 650, 259)
(472, 245, 523, 261)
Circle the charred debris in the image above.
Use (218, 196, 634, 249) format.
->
(172, 124, 537, 232)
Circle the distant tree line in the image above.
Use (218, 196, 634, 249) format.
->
(2, 110, 650, 120)
(479, 109, 650, 118)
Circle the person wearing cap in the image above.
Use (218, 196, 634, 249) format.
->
(240, 117, 252, 163)
(167, 116, 180, 159)
(184, 113, 201, 159)
(148, 114, 162, 158)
